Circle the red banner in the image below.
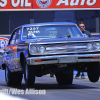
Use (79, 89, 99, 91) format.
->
(0, 0, 32, 10)
(33, 0, 100, 9)
(0, 0, 100, 11)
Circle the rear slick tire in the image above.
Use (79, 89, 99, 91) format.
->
(5, 66, 22, 86)
(24, 64, 35, 86)
(55, 70, 73, 85)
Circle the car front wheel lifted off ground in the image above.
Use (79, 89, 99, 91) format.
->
(24, 64, 35, 86)
(87, 62, 99, 82)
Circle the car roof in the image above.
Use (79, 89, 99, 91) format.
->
(20, 22, 76, 28)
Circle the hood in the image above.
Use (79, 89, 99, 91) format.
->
(26, 37, 100, 44)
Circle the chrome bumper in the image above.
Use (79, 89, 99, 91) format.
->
(26, 54, 100, 65)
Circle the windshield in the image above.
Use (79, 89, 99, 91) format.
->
(22, 25, 83, 40)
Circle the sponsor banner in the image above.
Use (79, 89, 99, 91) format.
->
(0, 0, 32, 9)
(34, 0, 100, 9)
(0, 0, 100, 11)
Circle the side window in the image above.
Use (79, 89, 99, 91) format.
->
(15, 29, 21, 43)
(10, 30, 17, 45)
(10, 28, 21, 45)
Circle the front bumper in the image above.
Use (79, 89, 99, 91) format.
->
(26, 54, 100, 65)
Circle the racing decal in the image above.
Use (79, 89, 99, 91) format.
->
(13, 58, 20, 68)
(0, 37, 9, 48)
(23, 27, 40, 39)
(4, 41, 28, 72)
(26, 27, 40, 34)
(4, 44, 22, 72)
(4, 52, 22, 72)
(10, 45, 17, 53)
(4, 45, 17, 53)
(0, 40, 6, 48)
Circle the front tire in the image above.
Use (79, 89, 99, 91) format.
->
(55, 70, 73, 85)
(87, 62, 99, 82)
(24, 64, 35, 86)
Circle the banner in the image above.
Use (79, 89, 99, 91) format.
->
(0, 0, 100, 11)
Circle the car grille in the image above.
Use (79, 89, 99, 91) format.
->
(45, 42, 87, 54)
(29, 42, 100, 55)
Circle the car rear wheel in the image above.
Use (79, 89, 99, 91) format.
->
(24, 63, 35, 86)
(55, 70, 73, 85)
(87, 62, 99, 82)
(5, 66, 22, 86)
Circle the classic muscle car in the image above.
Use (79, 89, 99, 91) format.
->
(1, 22, 100, 86)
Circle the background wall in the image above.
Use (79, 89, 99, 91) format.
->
(0, 12, 9, 35)
(75, 11, 95, 32)
(0, 11, 99, 35)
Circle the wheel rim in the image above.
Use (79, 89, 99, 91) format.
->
(5, 67, 8, 82)
(25, 64, 28, 79)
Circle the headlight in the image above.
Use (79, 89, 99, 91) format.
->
(39, 46, 46, 54)
(94, 42, 100, 50)
(29, 45, 37, 54)
(87, 43, 93, 50)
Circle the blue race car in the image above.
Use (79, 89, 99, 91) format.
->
(1, 22, 100, 86)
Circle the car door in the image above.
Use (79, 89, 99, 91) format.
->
(13, 29, 23, 71)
